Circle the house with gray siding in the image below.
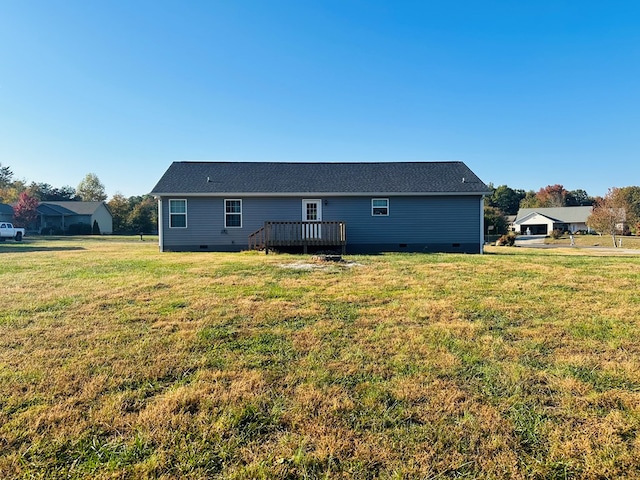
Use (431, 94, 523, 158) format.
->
(150, 161, 491, 254)
(35, 201, 113, 234)
(0, 204, 13, 223)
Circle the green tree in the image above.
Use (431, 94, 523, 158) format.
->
(616, 186, 640, 234)
(566, 189, 594, 206)
(128, 196, 157, 234)
(28, 182, 78, 201)
(0, 180, 26, 204)
(107, 193, 131, 233)
(484, 205, 508, 236)
(0, 163, 13, 188)
(77, 173, 107, 202)
(0, 163, 26, 203)
(587, 188, 626, 247)
(489, 185, 526, 215)
(519, 190, 538, 208)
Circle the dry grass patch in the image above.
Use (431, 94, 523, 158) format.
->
(2, 238, 640, 478)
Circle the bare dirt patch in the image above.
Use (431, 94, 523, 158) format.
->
(279, 258, 363, 271)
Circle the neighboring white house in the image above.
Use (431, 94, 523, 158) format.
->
(513, 206, 593, 235)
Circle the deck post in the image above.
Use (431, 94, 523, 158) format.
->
(265, 221, 269, 255)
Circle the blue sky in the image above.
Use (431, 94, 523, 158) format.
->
(1, 1, 639, 198)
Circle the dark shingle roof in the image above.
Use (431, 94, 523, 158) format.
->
(38, 201, 105, 216)
(151, 162, 489, 195)
(37, 203, 77, 216)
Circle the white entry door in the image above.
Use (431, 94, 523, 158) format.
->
(302, 199, 322, 239)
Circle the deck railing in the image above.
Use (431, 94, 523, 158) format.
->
(248, 221, 346, 254)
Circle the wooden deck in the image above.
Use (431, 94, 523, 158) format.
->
(248, 221, 347, 254)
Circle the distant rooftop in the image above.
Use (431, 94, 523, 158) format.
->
(515, 206, 593, 223)
(37, 201, 106, 216)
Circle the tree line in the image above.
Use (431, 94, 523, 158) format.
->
(4, 161, 639, 239)
(0, 163, 157, 234)
(484, 183, 640, 238)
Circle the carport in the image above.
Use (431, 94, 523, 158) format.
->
(525, 224, 548, 235)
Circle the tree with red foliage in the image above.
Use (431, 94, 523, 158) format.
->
(519, 184, 572, 208)
(536, 184, 569, 208)
(13, 192, 39, 228)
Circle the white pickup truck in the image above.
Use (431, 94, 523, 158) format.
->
(0, 222, 25, 241)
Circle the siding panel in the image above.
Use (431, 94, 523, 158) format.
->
(160, 195, 482, 253)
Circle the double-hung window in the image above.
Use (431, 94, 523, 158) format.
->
(225, 199, 242, 228)
(372, 198, 389, 216)
(169, 199, 187, 228)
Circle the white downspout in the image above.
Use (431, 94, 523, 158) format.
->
(157, 197, 164, 252)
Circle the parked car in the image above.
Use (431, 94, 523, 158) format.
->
(0, 222, 25, 241)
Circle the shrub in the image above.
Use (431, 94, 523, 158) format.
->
(550, 229, 562, 239)
(68, 223, 92, 235)
(40, 227, 64, 236)
(92, 220, 101, 235)
(496, 232, 516, 246)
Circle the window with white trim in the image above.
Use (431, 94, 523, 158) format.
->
(169, 199, 187, 228)
(372, 198, 389, 216)
(225, 199, 242, 228)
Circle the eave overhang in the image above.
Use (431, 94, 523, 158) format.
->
(151, 191, 492, 198)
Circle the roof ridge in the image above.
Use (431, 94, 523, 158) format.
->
(173, 160, 464, 165)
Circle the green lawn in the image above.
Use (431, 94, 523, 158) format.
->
(1, 237, 640, 479)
